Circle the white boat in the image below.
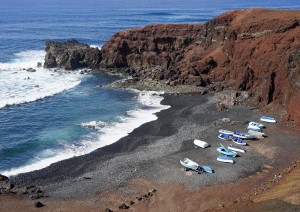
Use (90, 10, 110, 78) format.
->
(247, 125, 262, 132)
(218, 133, 233, 140)
(228, 144, 245, 153)
(193, 139, 209, 149)
(180, 158, 213, 173)
(217, 155, 234, 163)
(233, 132, 252, 139)
(249, 121, 264, 128)
(218, 129, 234, 135)
(260, 116, 276, 123)
(180, 158, 198, 168)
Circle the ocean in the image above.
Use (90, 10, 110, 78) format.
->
(0, 0, 299, 176)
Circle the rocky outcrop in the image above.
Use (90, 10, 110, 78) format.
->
(44, 40, 102, 70)
(100, 9, 300, 125)
(43, 9, 300, 125)
(0, 174, 12, 190)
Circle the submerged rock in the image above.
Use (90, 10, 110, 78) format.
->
(26, 68, 36, 72)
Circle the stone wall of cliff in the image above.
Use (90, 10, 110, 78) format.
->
(100, 9, 300, 125)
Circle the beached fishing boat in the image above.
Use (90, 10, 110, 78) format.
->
(193, 139, 209, 149)
(218, 129, 234, 135)
(228, 144, 245, 153)
(218, 133, 233, 140)
(198, 166, 214, 174)
(217, 155, 234, 163)
(216, 143, 237, 157)
(260, 116, 276, 123)
(232, 137, 247, 145)
(247, 125, 262, 132)
(180, 158, 213, 173)
(249, 121, 264, 128)
(180, 158, 198, 169)
(233, 132, 254, 139)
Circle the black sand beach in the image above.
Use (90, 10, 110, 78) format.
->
(11, 94, 275, 196)
(2, 93, 298, 211)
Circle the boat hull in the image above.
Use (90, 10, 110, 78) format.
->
(228, 145, 245, 153)
(217, 156, 234, 163)
(218, 129, 233, 135)
(218, 133, 233, 140)
(249, 121, 264, 128)
(217, 147, 237, 157)
(232, 138, 247, 145)
(260, 116, 276, 123)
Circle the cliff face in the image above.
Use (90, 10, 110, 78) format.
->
(43, 9, 300, 124)
(101, 9, 300, 124)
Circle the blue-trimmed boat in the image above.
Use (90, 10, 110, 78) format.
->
(232, 137, 247, 145)
(217, 143, 237, 157)
(249, 121, 264, 128)
(233, 131, 254, 139)
(218, 129, 234, 135)
(260, 116, 276, 123)
(218, 133, 233, 140)
(180, 158, 213, 174)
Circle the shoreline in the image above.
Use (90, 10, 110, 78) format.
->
(1, 92, 299, 210)
(12, 93, 266, 196)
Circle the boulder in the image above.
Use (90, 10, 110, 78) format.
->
(118, 203, 130, 209)
(0, 174, 12, 190)
(34, 201, 45, 208)
(37, 62, 42, 67)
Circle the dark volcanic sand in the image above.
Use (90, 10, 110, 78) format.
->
(11, 94, 272, 198)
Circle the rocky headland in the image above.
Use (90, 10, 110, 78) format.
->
(45, 8, 300, 125)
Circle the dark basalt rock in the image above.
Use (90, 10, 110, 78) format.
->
(44, 40, 102, 70)
(34, 201, 45, 208)
(26, 68, 36, 72)
(0, 174, 13, 191)
(118, 203, 130, 209)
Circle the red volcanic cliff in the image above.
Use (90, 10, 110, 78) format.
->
(101, 9, 300, 124)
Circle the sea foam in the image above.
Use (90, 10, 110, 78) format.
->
(2, 91, 170, 176)
(0, 50, 82, 109)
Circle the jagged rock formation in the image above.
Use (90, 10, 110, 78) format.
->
(44, 9, 300, 125)
(44, 40, 102, 70)
(100, 8, 300, 124)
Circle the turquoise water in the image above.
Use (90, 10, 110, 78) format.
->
(0, 0, 299, 176)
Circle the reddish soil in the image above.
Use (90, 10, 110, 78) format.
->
(101, 8, 300, 125)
